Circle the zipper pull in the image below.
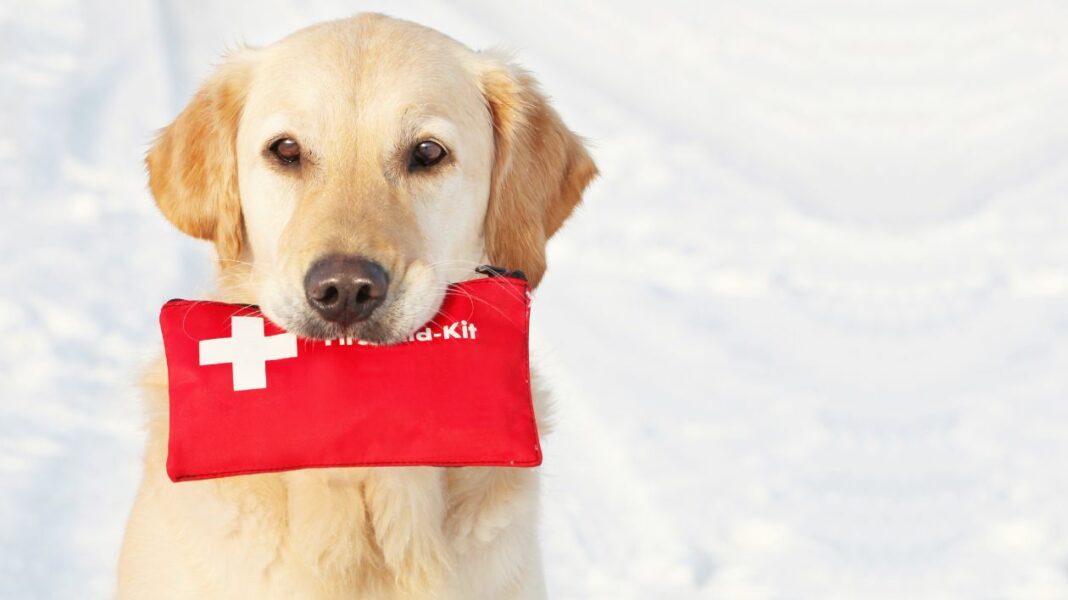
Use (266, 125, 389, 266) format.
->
(475, 265, 528, 281)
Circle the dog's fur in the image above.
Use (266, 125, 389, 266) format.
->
(116, 14, 595, 600)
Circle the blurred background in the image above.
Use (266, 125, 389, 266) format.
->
(3, 1, 1068, 598)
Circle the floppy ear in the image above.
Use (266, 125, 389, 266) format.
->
(146, 50, 255, 263)
(478, 54, 598, 288)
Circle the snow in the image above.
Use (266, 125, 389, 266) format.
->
(3, 1, 1068, 598)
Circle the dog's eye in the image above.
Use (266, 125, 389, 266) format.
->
(410, 140, 447, 169)
(269, 138, 301, 164)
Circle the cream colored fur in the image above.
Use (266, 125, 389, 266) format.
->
(117, 14, 595, 600)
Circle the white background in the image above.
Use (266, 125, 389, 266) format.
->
(3, 1, 1068, 598)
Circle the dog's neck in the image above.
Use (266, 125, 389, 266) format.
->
(214, 260, 260, 305)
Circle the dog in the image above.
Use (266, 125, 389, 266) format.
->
(116, 14, 596, 600)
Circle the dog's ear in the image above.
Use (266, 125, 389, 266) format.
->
(146, 50, 256, 263)
(478, 53, 598, 288)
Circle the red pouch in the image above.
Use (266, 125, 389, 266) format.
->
(159, 274, 541, 482)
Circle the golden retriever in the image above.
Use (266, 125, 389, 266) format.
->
(116, 13, 596, 600)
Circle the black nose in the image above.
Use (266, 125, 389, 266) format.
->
(304, 255, 389, 325)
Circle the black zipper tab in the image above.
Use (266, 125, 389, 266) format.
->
(475, 265, 528, 281)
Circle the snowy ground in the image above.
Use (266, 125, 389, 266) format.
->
(4, 1, 1068, 598)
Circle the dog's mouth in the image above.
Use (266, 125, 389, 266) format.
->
(261, 271, 448, 346)
(283, 300, 420, 346)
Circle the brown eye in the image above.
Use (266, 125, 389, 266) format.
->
(269, 137, 301, 164)
(410, 140, 447, 169)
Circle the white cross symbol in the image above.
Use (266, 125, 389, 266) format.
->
(199, 316, 298, 391)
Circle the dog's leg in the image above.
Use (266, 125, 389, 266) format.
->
(283, 468, 378, 593)
(445, 467, 544, 599)
(363, 466, 451, 594)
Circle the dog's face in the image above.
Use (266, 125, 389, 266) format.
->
(147, 15, 595, 343)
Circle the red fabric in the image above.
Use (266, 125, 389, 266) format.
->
(159, 276, 541, 482)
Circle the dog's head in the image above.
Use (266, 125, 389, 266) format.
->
(147, 14, 596, 343)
